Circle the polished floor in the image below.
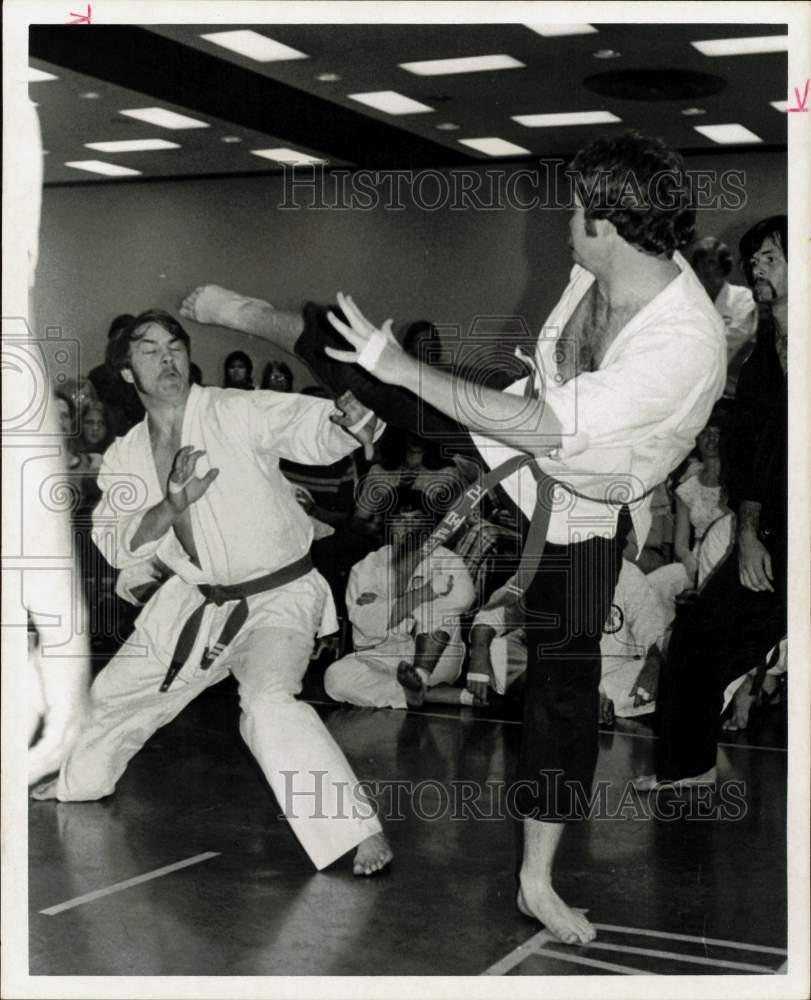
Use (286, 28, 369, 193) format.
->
(29, 673, 788, 977)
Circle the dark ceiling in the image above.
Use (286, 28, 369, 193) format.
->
(29, 22, 788, 185)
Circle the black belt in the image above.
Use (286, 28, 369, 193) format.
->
(160, 553, 314, 692)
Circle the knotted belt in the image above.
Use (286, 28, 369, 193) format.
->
(159, 552, 314, 692)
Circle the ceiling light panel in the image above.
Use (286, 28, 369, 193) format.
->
(459, 137, 531, 157)
(251, 148, 327, 165)
(119, 108, 209, 129)
(525, 24, 598, 37)
(513, 110, 621, 127)
(691, 35, 789, 57)
(201, 30, 307, 62)
(348, 91, 434, 115)
(400, 54, 524, 76)
(85, 139, 180, 153)
(693, 123, 764, 144)
(64, 160, 142, 177)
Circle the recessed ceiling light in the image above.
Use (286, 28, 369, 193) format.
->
(400, 54, 525, 76)
(220, 135, 243, 143)
(64, 160, 142, 177)
(525, 24, 598, 37)
(680, 107, 707, 116)
(316, 72, 342, 82)
(459, 137, 531, 157)
(79, 91, 102, 100)
(251, 148, 327, 166)
(436, 122, 460, 131)
(512, 110, 622, 127)
(593, 49, 622, 60)
(691, 35, 789, 57)
(348, 91, 434, 115)
(85, 139, 180, 153)
(200, 30, 307, 62)
(693, 123, 764, 145)
(770, 100, 788, 112)
(28, 67, 59, 82)
(120, 108, 209, 130)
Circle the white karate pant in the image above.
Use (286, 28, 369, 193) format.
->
(55, 575, 381, 871)
(324, 625, 466, 710)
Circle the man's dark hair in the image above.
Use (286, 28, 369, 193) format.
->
(569, 131, 695, 257)
(261, 360, 294, 390)
(106, 309, 191, 374)
(739, 215, 788, 287)
(691, 236, 733, 277)
(107, 313, 134, 339)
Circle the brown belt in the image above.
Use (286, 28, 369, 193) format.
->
(160, 553, 314, 692)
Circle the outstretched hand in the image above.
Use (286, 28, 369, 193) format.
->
(166, 446, 219, 511)
(326, 293, 406, 384)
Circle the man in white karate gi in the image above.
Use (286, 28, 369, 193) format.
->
(32, 309, 392, 876)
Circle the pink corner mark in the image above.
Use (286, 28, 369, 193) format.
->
(787, 79, 809, 112)
(66, 3, 91, 23)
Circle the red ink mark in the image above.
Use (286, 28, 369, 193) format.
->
(787, 79, 809, 112)
(66, 4, 91, 24)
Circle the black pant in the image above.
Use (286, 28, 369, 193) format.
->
(296, 306, 628, 820)
(654, 535, 786, 781)
(516, 521, 628, 821)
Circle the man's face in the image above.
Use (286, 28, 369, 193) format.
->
(54, 397, 73, 437)
(750, 235, 787, 305)
(122, 322, 190, 401)
(568, 195, 604, 272)
(227, 360, 249, 384)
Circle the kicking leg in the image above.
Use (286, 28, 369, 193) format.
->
(180, 285, 303, 355)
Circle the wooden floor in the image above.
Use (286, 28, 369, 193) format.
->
(29, 676, 788, 977)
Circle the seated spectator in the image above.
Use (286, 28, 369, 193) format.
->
(633, 483, 673, 573)
(648, 405, 732, 615)
(87, 314, 145, 435)
(352, 427, 464, 545)
(77, 399, 113, 456)
(223, 349, 254, 390)
(261, 359, 293, 392)
(691, 236, 757, 397)
(463, 552, 668, 721)
(324, 503, 475, 710)
(189, 362, 204, 386)
(52, 390, 101, 483)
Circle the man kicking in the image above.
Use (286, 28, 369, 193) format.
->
(180, 132, 725, 943)
(32, 309, 392, 877)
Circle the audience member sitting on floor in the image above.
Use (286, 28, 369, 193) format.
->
(352, 427, 464, 545)
(647, 404, 732, 616)
(223, 349, 255, 390)
(87, 314, 145, 435)
(324, 499, 475, 710)
(634, 215, 788, 791)
(461, 543, 668, 722)
(261, 359, 293, 392)
(722, 637, 787, 732)
(691, 236, 757, 398)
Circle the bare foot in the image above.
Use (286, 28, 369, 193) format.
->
(599, 690, 615, 726)
(180, 285, 267, 329)
(517, 884, 596, 945)
(397, 661, 426, 707)
(722, 683, 755, 731)
(352, 831, 393, 876)
(30, 777, 59, 801)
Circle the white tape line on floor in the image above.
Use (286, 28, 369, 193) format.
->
(583, 940, 776, 974)
(40, 851, 221, 915)
(592, 922, 787, 955)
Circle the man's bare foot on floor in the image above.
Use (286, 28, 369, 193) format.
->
(29, 777, 59, 801)
(599, 690, 615, 726)
(632, 765, 718, 792)
(723, 681, 756, 731)
(353, 832, 393, 876)
(180, 285, 267, 329)
(397, 661, 426, 707)
(517, 884, 596, 945)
